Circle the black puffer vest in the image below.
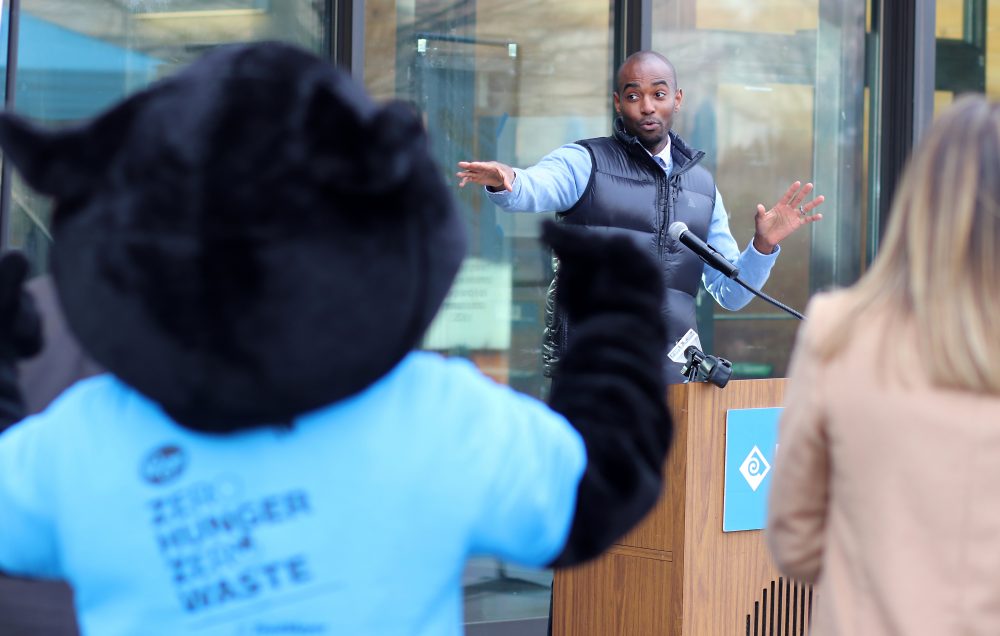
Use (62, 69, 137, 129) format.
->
(543, 120, 716, 383)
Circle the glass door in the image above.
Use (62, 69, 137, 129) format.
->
(363, 1, 615, 633)
(935, 0, 992, 112)
(650, 0, 870, 378)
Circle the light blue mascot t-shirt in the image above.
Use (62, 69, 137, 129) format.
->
(0, 351, 586, 635)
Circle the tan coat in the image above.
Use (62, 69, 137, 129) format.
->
(767, 291, 1000, 636)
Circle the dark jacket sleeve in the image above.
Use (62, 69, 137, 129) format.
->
(540, 221, 671, 568)
(0, 252, 43, 432)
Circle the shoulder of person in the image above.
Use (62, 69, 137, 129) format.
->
(798, 290, 854, 347)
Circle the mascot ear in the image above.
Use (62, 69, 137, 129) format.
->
(0, 98, 141, 202)
(303, 78, 424, 196)
(0, 113, 69, 196)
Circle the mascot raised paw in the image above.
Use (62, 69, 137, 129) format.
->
(0, 42, 671, 636)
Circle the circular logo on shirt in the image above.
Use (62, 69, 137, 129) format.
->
(140, 444, 187, 485)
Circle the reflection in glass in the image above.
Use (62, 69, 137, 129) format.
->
(128, 0, 270, 14)
(4, 1, 327, 270)
(934, 0, 1000, 116)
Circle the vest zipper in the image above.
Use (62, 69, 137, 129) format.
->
(662, 179, 679, 259)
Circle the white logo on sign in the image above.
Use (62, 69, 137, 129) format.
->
(739, 446, 771, 492)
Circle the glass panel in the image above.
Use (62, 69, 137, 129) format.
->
(938, 0, 965, 38)
(130, 0, 270, 14)
(934, 0, 984, 107)
(651, 0, 869, 377)
(933, 0, 1000, 115)
(363, 0, 613, 632)
(988, 1, 1000, 93)
(2, 0, 328, 269)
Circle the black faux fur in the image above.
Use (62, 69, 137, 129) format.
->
(0, 43, 467, 432)
(540, 221, 673, 567)
(0, 253, 42, 430)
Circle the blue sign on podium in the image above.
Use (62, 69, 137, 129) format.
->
(723, 407, 782, 532)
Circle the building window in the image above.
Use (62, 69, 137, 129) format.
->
(3, 0, 328, 268)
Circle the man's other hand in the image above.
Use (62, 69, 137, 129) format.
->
(752, 181, 825, 254)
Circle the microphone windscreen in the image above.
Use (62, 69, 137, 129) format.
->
(667, 221, 688, 242)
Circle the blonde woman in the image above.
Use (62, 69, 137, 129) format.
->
(767, 95, 1000, 636)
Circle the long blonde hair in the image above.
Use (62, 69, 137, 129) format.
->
(817, 95, 1000, 394)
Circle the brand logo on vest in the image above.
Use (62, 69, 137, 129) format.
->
(739, 445, 770, 492)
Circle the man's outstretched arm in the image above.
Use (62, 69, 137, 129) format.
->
(457, 144, 592, 213)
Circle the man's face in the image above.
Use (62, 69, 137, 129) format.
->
(613, 57, 683, 155)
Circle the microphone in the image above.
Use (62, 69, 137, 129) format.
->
(668, 221, 739, 279)
(668, 221, 805, 320)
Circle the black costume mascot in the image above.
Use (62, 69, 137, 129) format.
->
(0, 42, 671, 636)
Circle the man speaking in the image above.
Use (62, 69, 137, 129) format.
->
(458, 50, 824, 381)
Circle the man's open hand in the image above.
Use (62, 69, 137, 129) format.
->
(752, 181, 825, 254)
(456, 161, 515, 192)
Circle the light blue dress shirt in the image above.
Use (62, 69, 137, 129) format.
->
(486, 142, 780, 310)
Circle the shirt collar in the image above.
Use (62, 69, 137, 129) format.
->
(645, 135, 673, 174)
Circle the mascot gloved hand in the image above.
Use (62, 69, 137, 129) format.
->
(0, 252, 42, 427)
(0, 42, 672, 636)
(540, 221, 670, 567)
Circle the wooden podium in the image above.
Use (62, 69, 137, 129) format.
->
(552, 379, 814, 636)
